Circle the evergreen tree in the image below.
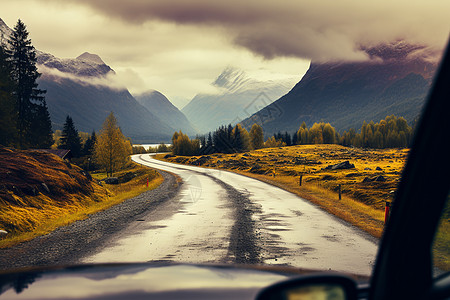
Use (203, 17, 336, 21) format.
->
(207, 132, 213, 148)
(232, 124, 250, 152)
(59, 115, 82, 157)
(197, 135, 206, 148)
(0, 44, 17, 146)
(284, 131, 292, 146)
(82, 131, 96, 156)
(30, 101, 53, 148)
(232, 125, 243, 151)
(7, 19, 50, 148)
(292, 131, 298, 145)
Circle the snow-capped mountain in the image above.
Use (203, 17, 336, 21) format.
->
(37, 51, 114, 78)
(0, 18, 13, 41)
(0, 18, 190, 142)
(182, 67, 298, 133)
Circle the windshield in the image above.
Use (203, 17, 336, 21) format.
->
(0, 0, 449, 285)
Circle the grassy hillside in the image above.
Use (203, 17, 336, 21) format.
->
(0, 148, 162, 247)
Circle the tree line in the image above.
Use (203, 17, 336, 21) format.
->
(280, 115, 413, 149)
(0, 19, 53, 149)
(57, 113, 132, 177)
(172, 115, 413, 156)
(172, 123, 266, 156)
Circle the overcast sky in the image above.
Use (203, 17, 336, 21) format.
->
(1, 0, 449, 108)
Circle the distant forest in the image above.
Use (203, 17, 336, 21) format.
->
(171, 115, 414, 156)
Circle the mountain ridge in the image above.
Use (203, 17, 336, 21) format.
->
(135, 90, 197, 136)
(240, 42, 438, 136)
(182, 66, 298, 133)
(0, 17, 190, 143)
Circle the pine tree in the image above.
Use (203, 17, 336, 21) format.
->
(94, 112, 132, 176)
(0, 43, 17, 146)
(7, 19, 49, 148)
(59, 115, 82, 157)
(284, 132, 292, 146)
(207, 132, 213, 148)
(292, 131, 298, 145)
(30, 101, 53, 148)
(82, 131, 96, 156)
(232, 124, 250, 152)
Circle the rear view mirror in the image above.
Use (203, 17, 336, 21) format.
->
(256, 274, 358, 300)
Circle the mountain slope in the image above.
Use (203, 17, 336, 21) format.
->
(1, 18, 179, 143)
(36, 55, 174, 143)
(135, 90, 197, 136)
(182, 67, 298, 133)
(38, 76, 174, 143)
(241, 42, 438, 136)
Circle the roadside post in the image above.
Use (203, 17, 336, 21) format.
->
(299, 174, 303, 186)
(385, 201, 391, 224)
(147, 177, 149, 187)
(338, 184, 342, 200)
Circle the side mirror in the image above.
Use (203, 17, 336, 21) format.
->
(256, 274, 358, 300)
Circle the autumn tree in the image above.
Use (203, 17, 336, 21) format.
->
(172, 130, 200, 156)
(264, 136, 285, 148)
(297, 122, 309, 144)
(249, 123, 264, 150)
(232, 124, 251, 152)
(94, 112, 132, 177)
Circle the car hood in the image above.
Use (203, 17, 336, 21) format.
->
(0, 263, 316, 300)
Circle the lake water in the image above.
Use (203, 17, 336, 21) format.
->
(134, 144, 172, 150)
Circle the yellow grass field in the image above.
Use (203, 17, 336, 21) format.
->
(0, 148, 162, 248)
(160, 144, 408, 237)
(159, 144, 449, 270)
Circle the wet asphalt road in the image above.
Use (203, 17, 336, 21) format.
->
(84, 154, 378, 276)
(0, 154, 378, 276)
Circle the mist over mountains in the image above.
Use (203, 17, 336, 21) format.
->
(241, 41, 438, 137)
(1, 17, 442, 143)
(1, 18, 194, 143)
(182, 67, 298, 133)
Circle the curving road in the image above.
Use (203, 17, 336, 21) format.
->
(84, 154, 378, 276)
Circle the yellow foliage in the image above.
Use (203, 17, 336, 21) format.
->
(94, 112, 132, 176)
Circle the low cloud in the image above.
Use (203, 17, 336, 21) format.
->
(38, 65, 128, 91)
(66, 0, 449, 61)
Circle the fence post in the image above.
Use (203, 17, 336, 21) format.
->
(338, 184, 342, 200)
(385, 201, 391, 224)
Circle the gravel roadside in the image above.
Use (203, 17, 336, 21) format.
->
(0, 170, 180, 271)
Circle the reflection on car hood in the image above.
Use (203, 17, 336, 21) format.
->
(0, 263, 300, 300)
